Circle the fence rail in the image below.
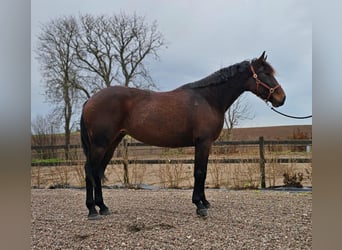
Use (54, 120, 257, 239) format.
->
(31, 137, 312, 188)
(31, 139, 312, 151)
(31, 157, 311, 167)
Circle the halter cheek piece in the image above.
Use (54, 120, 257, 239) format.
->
(250, 65, 280, 102)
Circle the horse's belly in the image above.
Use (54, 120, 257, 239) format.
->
(126, 125, 194, 148)
(125, 112, 194, 148)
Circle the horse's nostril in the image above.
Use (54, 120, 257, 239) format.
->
(281, 95, 286, 105)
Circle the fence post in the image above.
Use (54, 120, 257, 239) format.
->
(259, 136, 266, 188)
(123, 138, 130, 186)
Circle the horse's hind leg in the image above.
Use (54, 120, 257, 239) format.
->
(86, 145, 115, 219)
(85, 146, 107, 220)
(94, 174, 109, 215)
(85, 162, 99, 219)
(93, 132, 126, 216)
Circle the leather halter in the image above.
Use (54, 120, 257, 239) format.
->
(250, 65, 280, 102)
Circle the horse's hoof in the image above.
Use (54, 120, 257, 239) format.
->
(88, 213, 102, 220)
(99, 208, 111, 216)
(196, 208, 208, 218)
(203, 201, 211, 209)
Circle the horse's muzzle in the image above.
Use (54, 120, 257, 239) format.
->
(272, 95, 286, 107)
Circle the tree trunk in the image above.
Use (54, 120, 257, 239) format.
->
(64, 112, 71, 160)
(63, 83, 72, 160)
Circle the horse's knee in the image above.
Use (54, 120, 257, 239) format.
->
(194, 169, 206, 180)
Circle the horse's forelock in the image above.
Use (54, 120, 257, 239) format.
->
(252, 58, 276, 76)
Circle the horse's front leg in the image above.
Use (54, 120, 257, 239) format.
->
(192, 140, 211, 217)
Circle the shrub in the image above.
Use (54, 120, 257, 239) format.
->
(283, 172, 303, 188)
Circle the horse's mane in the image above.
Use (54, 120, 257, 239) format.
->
(180, 60, 251, 89)
(180, 58, 276, 90)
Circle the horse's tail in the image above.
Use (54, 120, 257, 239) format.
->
(80, 101, 95, 185)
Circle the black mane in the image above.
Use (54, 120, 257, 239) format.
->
(180, 60, 251, 89)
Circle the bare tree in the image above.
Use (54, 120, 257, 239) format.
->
(36, 16, 81, 159)
(31, 113, 61, 159)
(72, 13, 165, 90)
(72, 13, 166, 185)
(224, 94, 255, 140)
(71, 14, 114, 92)
(36, 13, 165, 184)
(106, 13, 165, 185)
(109, 12, 165, 88)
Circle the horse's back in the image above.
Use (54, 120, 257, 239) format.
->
(83, 86, 144, 116)
(86, 85, 140, 104)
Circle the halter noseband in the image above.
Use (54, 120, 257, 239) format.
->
(250, 65, 280, 102)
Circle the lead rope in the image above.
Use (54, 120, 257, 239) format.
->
(251, 65, 312, 119)
(267, 103, 312, 119)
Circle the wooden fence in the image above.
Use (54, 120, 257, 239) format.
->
(31, 137, 312, 188)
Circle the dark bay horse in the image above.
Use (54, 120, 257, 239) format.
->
(80, 52, 286, 219)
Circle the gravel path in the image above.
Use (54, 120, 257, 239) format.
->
(31, 188, 312, 249)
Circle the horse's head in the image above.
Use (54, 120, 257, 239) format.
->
(247, 51, 286, 107)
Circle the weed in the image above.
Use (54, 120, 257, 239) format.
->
(266, 154, 284, 187)
(74, 165, 86, 187)
(209, 160, 224, 188)
(159, 160, 191, 188)
(48, 166, 70, 188)
(129, 161, 147, 188)
(229, 161, 259, 190)
(283, 172, 303, 188)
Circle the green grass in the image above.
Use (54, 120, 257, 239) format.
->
(32, 158, 64, 164)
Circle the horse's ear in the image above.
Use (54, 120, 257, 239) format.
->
(258, 51, 267, 62)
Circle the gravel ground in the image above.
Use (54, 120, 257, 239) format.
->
(31, 188, 312, 249)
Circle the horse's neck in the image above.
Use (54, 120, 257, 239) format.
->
(205, 77, 246, 113)
(221, 84, 245, 111)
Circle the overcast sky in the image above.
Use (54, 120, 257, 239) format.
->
(31, 0, 312, 128)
